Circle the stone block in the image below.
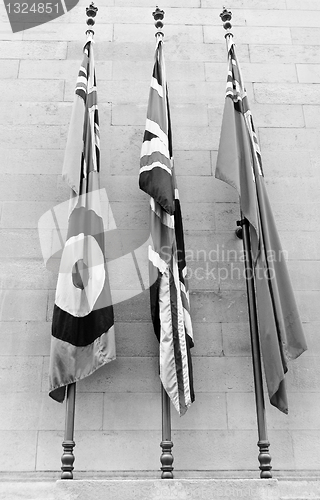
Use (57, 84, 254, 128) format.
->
(215, 203, 240, 231)
(0, 230, 43, 258)
(287, 261, 320, 291)
(0, 148, 64, 174)
(0, 290, 48, 321)
(190, 290, 248, 324)
(177, 176, 238, 204)
(114, 322, 158, 357)
(287, 0, 320, 8)
(103, 393, 161, 431)
(111, 104, 146, 126)
(203, 0, 285, 6)
(74, 357, 161, 394)
(19, 60, 112, 81)
(262, 151, 316, 177)
(173, 126, 219, 150)
(292, 431, 320, 468)
(225, 357, 254, 392)
(22, 23, 112, 41)
(187, 357, 227, 392)
(255, 83, 320, 105)
(102, 393, 225, 432)
(174, 150, 212, 176)
(280, 231, 320, 259)
(1, 202, 54, 229)
(286, 349, 320, 390)
(114, 23, 203, 44)
(222, 323, 251, 357)
(192, 323, 223, 357)
(0, 125, 61, 150)
(184, 231, 243, 263)
(0, 79, 64, 102)
(240, 9, 320, 28)
(297, 64, 320, 83)
(172, 393, 227, 430)
(0, 321, 50, 356)
(260, 128, 320, 151)
(204, 26, 291, 45)
(0, 60, 19, 78)
(292, 27, 320, 45)
(0, 40, 67, 59)
(115, 0, 200, 5)
(181, 203, 216, 230)
(55, 478, 280, 500)
(0, 102, 72, 127)
(0, 355, 43, 392)
(0, 258, 54, 290)
(250, 104, 304, 127)
(0, 431, 37, 471)
(304, 105, 320, 127)
(267, 392, 320, 430)
(250, 44, 320, 64)
(265, 177, 320, 204)
(0, 481, 55, 500)
(302, 322, 320, 356)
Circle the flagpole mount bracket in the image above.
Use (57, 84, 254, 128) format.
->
(86, 2, 98, 36)
(153, 6, 165, 38)
(235, 219, 244, 239)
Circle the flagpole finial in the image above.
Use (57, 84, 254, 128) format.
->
(86, 2, 98, 36)
(220, 7, 233, 37)
(153, 6, 165, 38)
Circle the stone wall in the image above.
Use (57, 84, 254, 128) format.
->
(0, 0, 319, 475)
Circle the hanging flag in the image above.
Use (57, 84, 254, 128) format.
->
(139, 37, 194, 416)
(49, 34, 115, 403)
(215, 35, 307, 413)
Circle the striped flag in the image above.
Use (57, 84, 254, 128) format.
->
(49, 34, 115, 402)
(215, 35, 307, 413)
(139, 38, 194, 416)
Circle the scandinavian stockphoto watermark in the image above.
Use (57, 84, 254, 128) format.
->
(3, 0, 79, 33)
(38, 189, 288, 309)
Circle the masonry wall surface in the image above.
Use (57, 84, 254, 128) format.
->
(0, 0, 319, 477)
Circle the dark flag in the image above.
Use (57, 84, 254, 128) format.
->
(139, 38, 194, 415)
(216, 35, 307, 413)
(49, 34, 115, 402)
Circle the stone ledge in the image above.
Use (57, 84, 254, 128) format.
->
(55, 479, 279, 500)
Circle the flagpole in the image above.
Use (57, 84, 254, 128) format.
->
(151, 6, 174, 479)
(219, 8, 272, 479)
(61, 382, 76, 479)
(60, 2, 98, 480)
(239, 218, 272, 478)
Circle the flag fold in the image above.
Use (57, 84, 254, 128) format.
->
(139, 38, 194, 416)
(215, 35, 307, 413)
(49, 35, 115, 402)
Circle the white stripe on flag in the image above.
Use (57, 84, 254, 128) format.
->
(151, 76, 164, 98)
(140, 137, 170, 163)
(150, 198, 175, 229)
(148, 246, 167, 274)
(145, 118, 169, 149)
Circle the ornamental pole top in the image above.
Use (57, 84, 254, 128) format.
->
(152, 6, 165, 38)
(220, 7, 233, 37)
(86, 2, 98, 36)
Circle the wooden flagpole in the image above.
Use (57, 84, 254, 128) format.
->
(219, 7, 272, 479)
(152, 6, 174, 479)
(61, 382, 76, 479)
(239, 218, 272, 478)
(60, 2, 98, 480)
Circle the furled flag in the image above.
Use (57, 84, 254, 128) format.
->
(139, 37, 194, 416)
(215, 34, 307, 413)
(49, 33, 115, 402)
